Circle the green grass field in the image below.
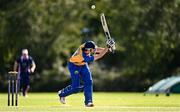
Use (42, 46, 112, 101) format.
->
(0, 92, 180, 112)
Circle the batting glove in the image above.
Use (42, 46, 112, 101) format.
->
(106, 38, 115, 48)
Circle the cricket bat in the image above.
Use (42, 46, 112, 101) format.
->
(100, 13, 116, 53)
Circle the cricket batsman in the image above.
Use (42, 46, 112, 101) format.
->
(58, 39, 115, 107)
(14, 49, 36, 97)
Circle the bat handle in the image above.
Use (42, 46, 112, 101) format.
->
(111, 45, 116, 53)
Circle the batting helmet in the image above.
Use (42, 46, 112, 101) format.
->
(84, 41, 96, 49)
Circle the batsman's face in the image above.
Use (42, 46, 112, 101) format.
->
(84, 48, 95, 55)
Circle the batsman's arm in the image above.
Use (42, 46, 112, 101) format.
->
(95, 47, 105, 54)
(94, 48, 109, 61)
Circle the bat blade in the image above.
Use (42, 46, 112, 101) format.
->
(100, 13, 111, 40)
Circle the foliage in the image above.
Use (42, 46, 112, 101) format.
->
(0, 0, 180, 91)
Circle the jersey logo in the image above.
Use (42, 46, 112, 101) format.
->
(74, 70, 79, 75)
